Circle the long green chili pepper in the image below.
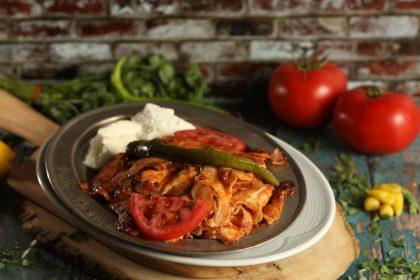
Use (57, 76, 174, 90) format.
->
(126, 139, 280, 187)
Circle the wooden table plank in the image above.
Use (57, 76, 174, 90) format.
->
(368, 137, 420, 267)
(0, 103, 418, 279)
(0, 186, 72, 280)
(271, 124, 391, 279)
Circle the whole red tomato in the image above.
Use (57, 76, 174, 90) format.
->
(268, 61, 347, 128)
(333, 86, 419, 154)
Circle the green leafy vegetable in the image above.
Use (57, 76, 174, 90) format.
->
(299, 136, 326, 155)
(0, 74, 119, 124)
(0, 240, 38, 270)
(359, 257, 419, 280)
(111, 55, 209, 102)
(368, 221, 381, 235)
(390, 237, 405, 248)
(329, 154, 369, 216)
(0, 55, 219, 125)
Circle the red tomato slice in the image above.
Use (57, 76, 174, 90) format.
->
(130, 193, 210, 241)
(174, 128, 248, 152)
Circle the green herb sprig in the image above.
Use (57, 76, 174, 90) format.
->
(358, 257, 419, 280)
(0, 55, 215, 125)
(299, 136, 326, 155)
(329, 154, 369, 216)
(0, 240, 38, 270)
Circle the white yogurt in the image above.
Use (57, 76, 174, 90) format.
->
(83, 103, 195, 168)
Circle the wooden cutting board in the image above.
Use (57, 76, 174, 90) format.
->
(1, 90, 359, 279)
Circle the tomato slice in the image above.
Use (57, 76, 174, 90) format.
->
(174, 128, 248, 152)
(130, 193, 210, 241)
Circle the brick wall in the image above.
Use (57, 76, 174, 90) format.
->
(0, 0, 419, 102)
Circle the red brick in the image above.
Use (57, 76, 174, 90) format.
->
(318, 40, 389, 60)
(79, 63, 115, 76)
(0, 64, 16, 76)
(18, 63, 78, 80)
(389, 40, 420, 56)
(115, 42, 178, 60)
(250, 41, 313, 60)
(197, 64, 214, 81)
(50, 43, 112, 62)
(180, 0, 242, 13)
(77, 20, 140, 37)
(44, 0, 106, 16)
(217, 19, 274, 37)
(146, 19, 214, 39)
(0, 44, 48, 63)
(180, 41, 247, 63)
(11, 20, 71, 39)
(280, 17, 347, 38)
(0, 0, 42, 17)
(216, 63, 278, 81)
(350, 16, 419, 38)
(317, 41, 354, 60)
(320, 0, 387, 11)
(358, 60, 420, 79)
(249, 0, 316, 14)
(331, 61, 356, 78)
(209, 81, 247, 98)
(110, 0, 177, 16)
(394, 81, 420, 97)
(348, 80, 387, 89)
(0, 23, 7, 40)
(394, 0, 420, 10)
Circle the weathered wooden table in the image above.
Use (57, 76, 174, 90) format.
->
(0, 104, 418, 279)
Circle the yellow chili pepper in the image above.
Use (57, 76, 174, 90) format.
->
(0, 140, 15, 180)
(364, 196, 381, 211)
(379, 204, 394, 219)
(393, 193, 404, 216)
(367, 189, 396, 206)
(374, 183, 402, 194)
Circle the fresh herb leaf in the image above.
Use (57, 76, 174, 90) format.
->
(368, 221, 381, 235)
(299, 136, 326, 155)
(0, 240, 38, 270)
(329, 154, 369, 216)
(361, 258, 380, 271)
(360, 256, 420, 279)
(360, 248, 368, 256)
(273, 263, 282, 271)
(0, 55, 217, 125)
(391, 237, 405, 248)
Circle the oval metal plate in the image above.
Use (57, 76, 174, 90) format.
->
(42, 101, 306, 255)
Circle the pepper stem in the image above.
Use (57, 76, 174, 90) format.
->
(365, 87, 384, 98)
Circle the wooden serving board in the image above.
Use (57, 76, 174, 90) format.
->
(1, 90, 359, 279)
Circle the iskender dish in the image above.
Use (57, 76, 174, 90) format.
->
(80, 108, 295, 244)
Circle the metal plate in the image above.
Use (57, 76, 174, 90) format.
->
(42, 101, 306, 255)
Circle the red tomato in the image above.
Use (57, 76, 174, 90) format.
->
(130, 193, 210, 241)
(333, 86, 420, 154)
(268, 61, 347, 128)
(174, 128, 248, 151)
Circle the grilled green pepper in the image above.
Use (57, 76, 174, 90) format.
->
(126, 140, 280, 187)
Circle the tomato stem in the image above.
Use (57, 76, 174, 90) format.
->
(365, 87, 384, 98)
(296, 57, 328, 71)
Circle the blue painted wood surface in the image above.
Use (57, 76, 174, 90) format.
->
(0, 107, 418, 279)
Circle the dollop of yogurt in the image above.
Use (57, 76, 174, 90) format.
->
(83, 103, 195, 168)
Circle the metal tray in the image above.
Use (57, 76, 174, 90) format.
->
(40, 101, 306, 255)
